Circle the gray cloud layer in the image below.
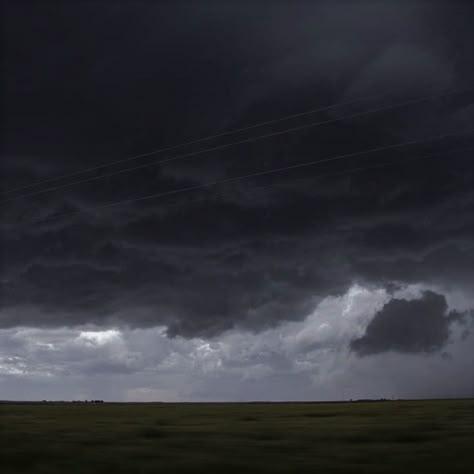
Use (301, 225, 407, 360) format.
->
(351, 291, 467, 355)
(1, 1, 473, 353)
(1, 285, 472, 401)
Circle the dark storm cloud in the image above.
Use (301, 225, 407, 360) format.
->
(1, 1, 474, 335)
(350, 291, 467, 355)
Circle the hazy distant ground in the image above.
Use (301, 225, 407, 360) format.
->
(0, 400, 473, 473)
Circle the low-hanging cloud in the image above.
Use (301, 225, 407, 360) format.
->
(1, 285, 473, 401)
(1, 1, 474, 342)
(350, 291, 467, 355)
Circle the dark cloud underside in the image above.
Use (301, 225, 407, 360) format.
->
(350, 291, 467, 355)
(1, 1, 473, 337)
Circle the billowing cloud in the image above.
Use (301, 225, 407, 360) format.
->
(351, 291, 467, 355)
(0, 285, 472, 400)
(1, 2, 473, 399)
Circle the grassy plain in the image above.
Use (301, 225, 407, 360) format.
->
(0, 399, 473, 473)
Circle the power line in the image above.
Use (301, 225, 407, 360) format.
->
(3, 82, 460, 196)
(3, 145, 471, 237)
(2, 90, 394, 196)
(106, 145, 474, 217)
(28, 128, 473, 225)
(2, 85, 472, 205)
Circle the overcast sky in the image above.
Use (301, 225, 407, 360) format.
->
(1, 1, 473, 401)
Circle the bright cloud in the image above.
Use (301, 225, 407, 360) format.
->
(0, 284, 472, 401)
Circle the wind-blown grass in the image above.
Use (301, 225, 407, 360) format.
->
(0, 399, 472, 473)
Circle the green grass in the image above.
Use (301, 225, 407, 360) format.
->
(0, 399, 473, 473)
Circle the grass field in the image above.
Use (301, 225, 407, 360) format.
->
(0, 399, 473, 473)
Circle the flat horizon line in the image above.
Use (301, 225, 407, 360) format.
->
(1, 397, 473, 405)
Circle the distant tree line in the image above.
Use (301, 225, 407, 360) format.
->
(0, 400, 105, 404)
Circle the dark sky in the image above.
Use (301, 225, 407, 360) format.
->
(1, 1, 473, 401)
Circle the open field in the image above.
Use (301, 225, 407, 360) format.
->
(0, 399, 473, 473)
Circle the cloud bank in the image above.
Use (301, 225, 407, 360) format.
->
(1, 1, 473, 399)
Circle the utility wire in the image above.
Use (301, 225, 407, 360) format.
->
(3, 83, 459, 196)
(2, 85, 472, 205)
(4, 145, 471, 235)
(2, 91, 393, 196)
(104, 145, 474, 216)
(29, 128, 473, 225)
